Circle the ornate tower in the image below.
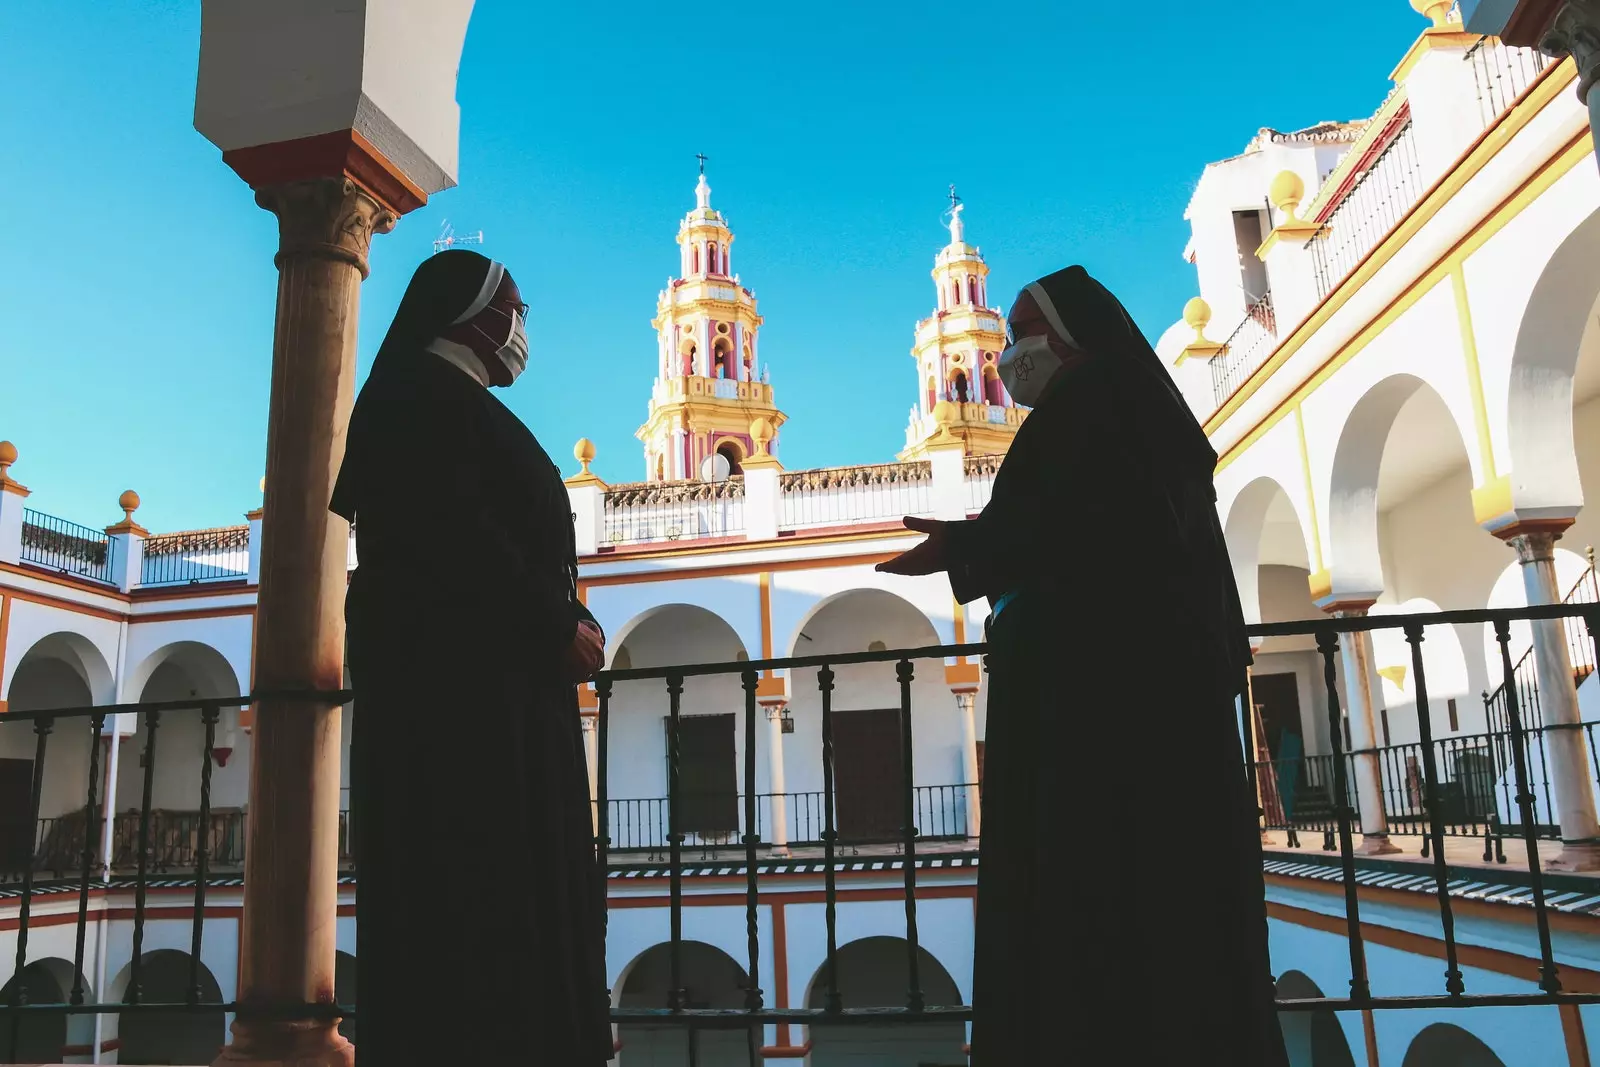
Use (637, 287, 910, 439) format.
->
(637, 166, 786, 482)
(899, 193, 1026, 460)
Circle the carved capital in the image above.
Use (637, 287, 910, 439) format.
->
(1508, 529, 1561, 565)
(1543, 0, 1600, 99)
(580, 713, 598, 734)
(256, 178, 397, 280)
(763, 702, 788, 722)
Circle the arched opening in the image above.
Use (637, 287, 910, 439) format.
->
(114, 950, 225, 1065)
(334, 950, 357, 1043)
(0, 958, 93, 1062)
(691, 246, 700, 274)
(680, 339, 697, 377)
(949, 281, 961, 307)
(605, 606, 751, 852)
(982, 364, 1004, 406)
(784, 591, 957, 845)
(712, 336, 735, 380)
(617, 941, 750, 1065)
(707, 243, 720, 274)
(1401, 1022, 1507, 1066)
(966, 275, 977, 305)
(951, 370, 970, 404)
(926, 376, 938, 412)
(716, 440, 744, 476)
(802, 937, 965, 1066)
(1273, 970, 1356, 1067)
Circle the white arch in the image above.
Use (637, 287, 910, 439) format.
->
(124, 640, 245, 706)
(605, 603, 749, 670)
(1223, 475, 1316, 627)
(1505, 205, 1600, 514)
(798, 934, 964, 1010)
(782, 587, 942, 661)
(1326, 375, 1473, 600)
(3, 631, 115, 708)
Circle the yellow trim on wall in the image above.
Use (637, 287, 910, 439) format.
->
(1471, 474, 1514, 525)
(759, 571, 774, 661)
(1217, 115, 1590, 474)
(1451, 264, 1499, 481)
(0, 593, 10, 708)
(1211, 59, 1577, 466)
(1294, 407, 1327, 573)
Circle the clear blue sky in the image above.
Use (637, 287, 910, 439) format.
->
(1, 1, 1423, 534)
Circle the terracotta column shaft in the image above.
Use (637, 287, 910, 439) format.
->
(218, 177, 394, 1067)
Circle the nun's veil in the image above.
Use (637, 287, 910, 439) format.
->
(331, 250, 506, 522)
(1025, 266, 1217, 484)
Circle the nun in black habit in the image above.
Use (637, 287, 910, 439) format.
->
(332, 250, 613, 1064)
(878, 266, 1287, 1064)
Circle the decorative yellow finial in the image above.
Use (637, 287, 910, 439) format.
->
(933, 400, 957, 426)
(1269, 170, 1307, 224)
(1410, 0, 1452, 26)
(574, 438, 596, 474)
(259, 476, 266, 494)
(0, 441, 15, 478)
(1183, 298, 1213, 343)
(749, 418, 773, 456)
(118, 490, 140, 522)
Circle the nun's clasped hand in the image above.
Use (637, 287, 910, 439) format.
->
(564, 620, 605, 683)
(875, 516, 953, 577)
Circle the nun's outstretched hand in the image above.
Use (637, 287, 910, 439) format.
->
(875, 517, 952, 577)
(564, 620, 605, 683)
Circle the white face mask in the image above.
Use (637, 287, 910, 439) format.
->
(497, 310, 529, 383)
(997, 334, 1062, 407)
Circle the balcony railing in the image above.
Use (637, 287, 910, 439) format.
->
(1484, 548, 1598, 738)
(778, 461, 933, 531)
(1, 603, 1599, 1055)
(18, 509, 116, 585)
(140, 525, 251, 586)
(603, 477, 745, 546)
(1306, 118, 1424, 301)
(1466, 35, 1553, 130)
(1209, 294, 1279, 407)
(964, 454, 1001, 515)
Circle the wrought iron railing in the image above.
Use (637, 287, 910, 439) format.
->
(1484, 548, 1598, 737)
(778, 461, 933, 531)
(603, 477, 746, 545)
(963, 454, 1001, 515)
(0, 603, 1598, 1060)
(140, 526, 251, 586)
(1306, 118, 1424, 301)
(1209, 294, 1278, 406)
(1465, 35, 1554, 130)
(18, 509, 116, 585)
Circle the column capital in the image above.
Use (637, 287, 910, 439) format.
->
(762, 701, 788, 721)
(1543, 0, 1600, 99)
(257, 178, 397, 281)
(580, 711, 598, 732)
(1506, 527, 1564, 564)
(1321, 600, 1376, 619)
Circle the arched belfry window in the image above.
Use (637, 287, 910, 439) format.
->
(692, 246, 700, 274)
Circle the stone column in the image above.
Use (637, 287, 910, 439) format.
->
(582, 711, 600, 835)
(1507, 530, 1600, 868)
(215, 178, 394, 1067)
(954, 689, 981, 839)
(1329, 607, 1400, 855)
(762, 701, 790, 855)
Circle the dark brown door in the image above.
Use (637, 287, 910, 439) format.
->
(0, 759, 35, 874)
(1252, 673, 1303, 760)
(671, 714, 738, 835)
(833, 708, 904, 843)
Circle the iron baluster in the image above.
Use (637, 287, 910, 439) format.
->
(739, 670, 764, 1019)
(1316, 629, 1370, 1002)
(1404, 624, 1465, 995)
(897, 659, 924, 1012)
(666, 673, 686, 1012)
(1496, 619, 1561, 993)
(818, 665, 842, 1013)
(596, 674, 613, 1023)
(71, 712, 106, 1007)
(10, 711, 53, 1063)
(190, 704, 220, 1004)
(128, 708, 162, 1005)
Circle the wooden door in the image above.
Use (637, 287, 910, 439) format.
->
(671, 714, 738, 835)
(833, 708, 904, 843)
(0, 759, 36, 875)
(1252, 673, 1303, 760)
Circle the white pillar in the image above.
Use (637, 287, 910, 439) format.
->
(1509, 531, 1600, 867)
(582, 711, 600, 835)
(926, 438, 967, 520)
(763, 702, 789, 855)
(0, 442, 27, 566)
(1332, 608, 1400, 854)
(955, 690, 981, 839)
(246, 506, 264, 585)
(105, 491, 148, 593)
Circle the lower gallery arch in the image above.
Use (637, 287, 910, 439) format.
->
(615, 940, 750, 1066)
(0, 957, 94, 1062)
(1400, 1021, 1508, 1067)
(802, 936, 965, 1067)
(1273, 970, 1356, 1067)
(112, 949, 225, 1065)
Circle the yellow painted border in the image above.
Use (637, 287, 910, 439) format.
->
(1451, 263, 1499, 481)
(0, 593, 10, 713)
(759, 571, 774, 660)
(1294, 407, 1326, 573)
(1212, 58, 1578, 470)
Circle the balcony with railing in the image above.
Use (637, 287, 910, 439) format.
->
(1208, 294, 1279, 407)
(963, 454, 1001, 515)
(777, 460, 933, 532)
(601, 477, 746, 546)
(1305, 116, 1425, 301)
(18, 510, 117, 586)
(139, 525, 251, 587)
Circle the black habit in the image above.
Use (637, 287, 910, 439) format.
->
(953, 268, 1288, 1064)
(331, 251, 612, 1065)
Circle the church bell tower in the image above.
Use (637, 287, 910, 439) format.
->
(637, 162, 786, 482)
(899, 190, 1026, 460)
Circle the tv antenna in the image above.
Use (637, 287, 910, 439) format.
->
(433, 220, 484, 253)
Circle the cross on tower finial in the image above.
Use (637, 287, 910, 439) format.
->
(948, 184, 961, 212)
(697, 153, 708, 176)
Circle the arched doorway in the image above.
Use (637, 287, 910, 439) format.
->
(1273, 970, 1355, 1067)
(0, 957, 93, 1062)
(803, 936, 965, 1066)
(335, 950, 357, 1043)
(616, 940, 750, 1066)
(114, 949, 225, 1065)
(1401, 1022, 1507, 1066)
(715, 440, 744, 476)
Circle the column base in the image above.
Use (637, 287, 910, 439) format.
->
(769, 845, 791, 858)
(1354, 833, 1402, 856)
(1547, 839, 1600, 872)
(212, 1019, 354, 1067)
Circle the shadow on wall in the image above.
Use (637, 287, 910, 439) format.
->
(1400, 1022, 1508, 1067)
(1274, 970, 1356, 1067)
(803, 936, 965, 1067)
(0, 957, 94, 1063)
(111, 949, 225, 1066)
(617, 940, 750, 1065)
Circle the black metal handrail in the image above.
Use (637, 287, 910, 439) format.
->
(18, 509, 117, 585)
(140, 525, 251, 586)
(0, 601, 1598, 1063)
(1209, 294, 1278, 407)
